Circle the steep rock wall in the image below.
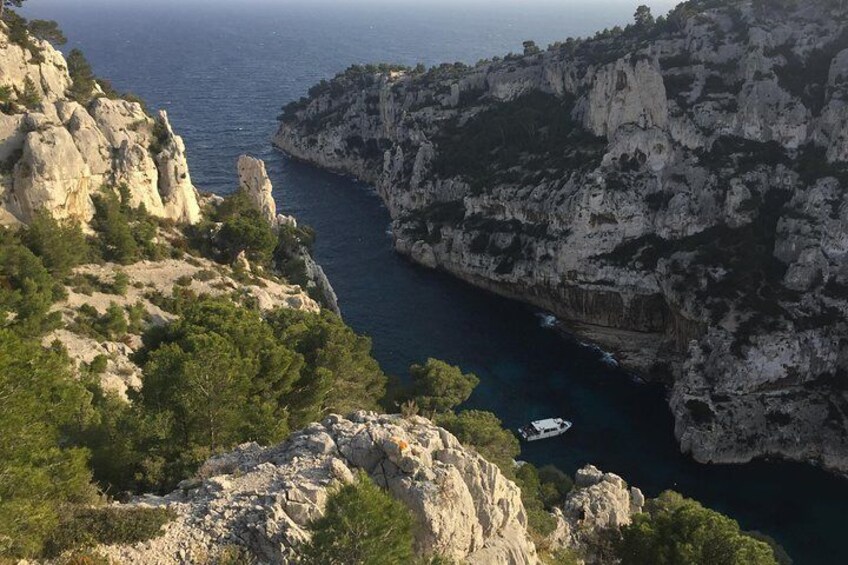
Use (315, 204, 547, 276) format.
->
(274, 0, 848, 473)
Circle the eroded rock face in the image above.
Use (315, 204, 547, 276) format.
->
(99, 413, 538, 564)
(274, 0, 848, 473)
(0, 24, 200, 225)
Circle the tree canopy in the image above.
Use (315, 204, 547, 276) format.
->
(410, 358, 479, 415)
(26, 19, 66, 46)
(67, 48, 97, 105)
(0, 330, 97, 558)
(437, 409, 519, 471)
(619, 491, 778, 565)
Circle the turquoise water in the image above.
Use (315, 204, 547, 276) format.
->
(24, 2, 848, 562)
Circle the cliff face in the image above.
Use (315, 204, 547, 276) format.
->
(275, 0, 848, 473)
(0, 23, 200, 225)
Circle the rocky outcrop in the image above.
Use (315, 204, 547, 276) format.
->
(99, 412, 539, 564)
(0, 23, 200, 225)
(274, 0, 848, 473)
(236, 154, 342, 314)
(238, 154, 279, 227)
(547, 465, 644, 564)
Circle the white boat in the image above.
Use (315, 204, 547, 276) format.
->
(518, 418, 572, 441)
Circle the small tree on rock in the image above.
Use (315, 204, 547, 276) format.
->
(26, 19, 66, 46)
(300, 472, 415, 565)
(634, 5, 655, 28)
(66, 49, 97, 105)
(523, 40, 541, 56)
(410, 358, 479, 415)
(0, 1, 24, 20)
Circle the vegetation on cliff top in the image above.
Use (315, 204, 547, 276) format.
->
(620, 490, 778, 565)
(301, 472, 415, 565)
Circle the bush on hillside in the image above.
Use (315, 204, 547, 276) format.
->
(20, 211, 90, 277)
(67, 48, 97, 104)
(300, 472, 415, 565)
(91, 187, 161, 264)
(266, 308, 387, 427)
(0, 228, 64, 335)
(437, 409, 519, 472)
(19, 76, 41, 109)
(44, 506, 173, 557)
(0, 331, 97, 559)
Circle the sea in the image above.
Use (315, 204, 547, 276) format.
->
(21, 1, 848, 563)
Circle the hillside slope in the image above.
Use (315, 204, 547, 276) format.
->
(275, 0, 848, 473)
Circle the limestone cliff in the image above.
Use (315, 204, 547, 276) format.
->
(0, 22, 201, 225)
(274, 0, 848, 473)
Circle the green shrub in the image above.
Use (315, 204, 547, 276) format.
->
(193, 269, 217, 282)
(19, 76, 41, 109)
(21, 211, 90, 277)
(111, 270, 130, 295)
(100, 302, 128, 339)
(217, 546, 258, 565)
(126, 301, 149, 334)
(76, 298, 388, 494)
(87, 354, 108, 375)
(0, 229, 64, 335)
(67, 48, 97, 105)
(148, 119, 169, 155)
(70, 302, 128, 341)
(300, 472, 414, 565)
(217, 209, 277, 265)
(538, 465, 573, 509)
(619, 491, 778, 565)
(437, 410, 519, 473)
(4, 11, 44, 62)
(548, 548, 583, 565)
(0, 84, 13, 113)
(26, 19, 67, 46)
(515, 463, 558, 537)
(127, 299, 302, 490)
(92, 190, 139, 264)
(266, 308, 387, 427)
(44, 506, 174, 557)
(91, 188, 161, 264)
(0, 330, 97, 559)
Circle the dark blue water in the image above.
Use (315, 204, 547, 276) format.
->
(24, 2, 848, 563)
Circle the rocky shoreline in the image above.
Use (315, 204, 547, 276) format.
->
(274, 0, 848, 474)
